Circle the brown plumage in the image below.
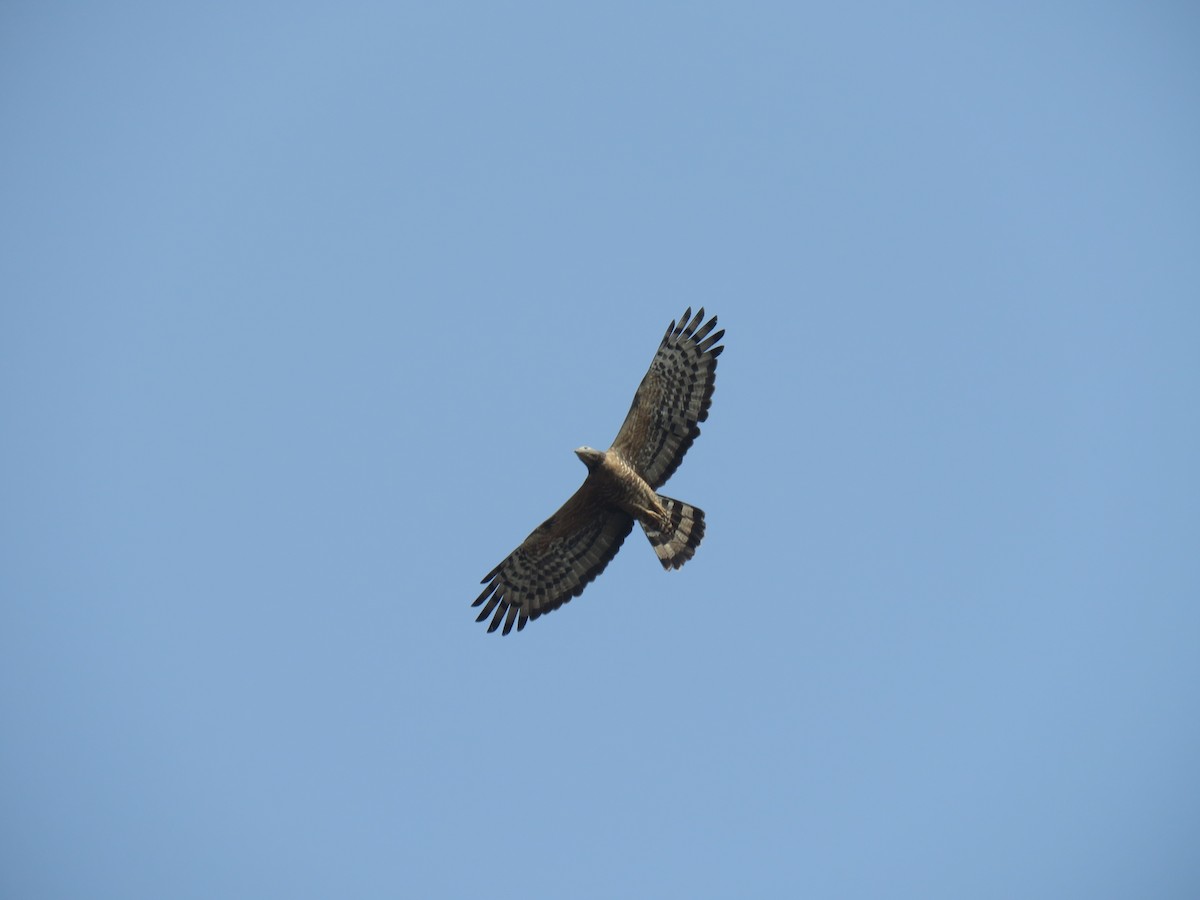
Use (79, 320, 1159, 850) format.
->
(473, 308, 724, 634)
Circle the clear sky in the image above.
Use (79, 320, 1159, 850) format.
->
(2, 3, 1198, 898)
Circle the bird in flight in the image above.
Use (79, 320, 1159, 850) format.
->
(473, 308, 725, 634)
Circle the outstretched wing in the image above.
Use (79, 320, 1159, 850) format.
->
(610, 307, 724, 488)
(473, 481, 635, 635)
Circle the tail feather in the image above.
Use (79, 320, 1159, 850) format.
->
(642, 496, 705, 570)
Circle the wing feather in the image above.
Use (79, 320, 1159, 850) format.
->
(473, 480, 634, 634)
(610, 307, 724, 488)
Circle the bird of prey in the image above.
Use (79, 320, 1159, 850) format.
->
(473, 308, 724, 634)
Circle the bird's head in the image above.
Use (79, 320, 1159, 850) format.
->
(574, 446, 605, 470)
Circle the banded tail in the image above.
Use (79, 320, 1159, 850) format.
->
(641, 495, 705, 570)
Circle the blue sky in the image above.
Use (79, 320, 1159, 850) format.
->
(2, 2, 1198, 897)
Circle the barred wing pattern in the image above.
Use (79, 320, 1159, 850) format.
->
(610, 308, 724, 488)
(473, 483, 635, 634)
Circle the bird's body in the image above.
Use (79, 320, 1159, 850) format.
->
(576, 447, 663, 529)
(574, 446, 705, 571)
(473, 308, 724, 634)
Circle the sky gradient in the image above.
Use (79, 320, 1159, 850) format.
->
(2, 3, 1199, 898)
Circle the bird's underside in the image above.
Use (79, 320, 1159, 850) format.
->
(473, 308, 724, 634)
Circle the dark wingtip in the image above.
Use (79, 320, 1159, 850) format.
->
(472, 581, 495, 608)
(674, 307, 692, 338)
(501, 604, 519, 635)
(699, 329, 725, 353)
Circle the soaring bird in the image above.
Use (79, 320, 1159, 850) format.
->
(473, 308, 724, 634)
